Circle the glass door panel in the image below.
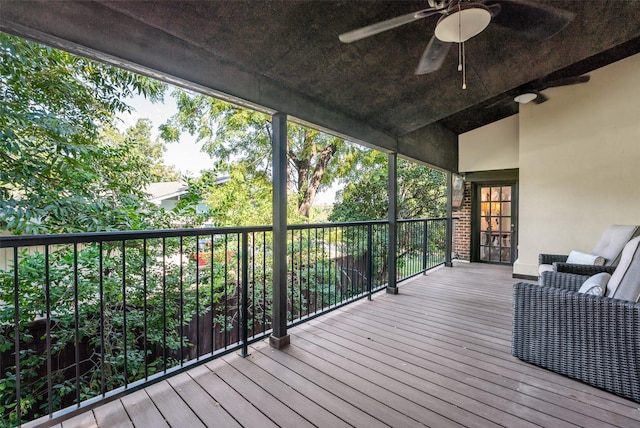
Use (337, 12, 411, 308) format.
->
(479, 184, 514, 264)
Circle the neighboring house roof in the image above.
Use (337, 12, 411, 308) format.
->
(146, 181, 188, 205)
(146, 177, 230, 205)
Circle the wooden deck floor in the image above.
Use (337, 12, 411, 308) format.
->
(38, 262, 640, 428)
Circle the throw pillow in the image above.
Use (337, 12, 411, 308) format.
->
(578, 272, 611, 296)
(566, 250, 606, 266)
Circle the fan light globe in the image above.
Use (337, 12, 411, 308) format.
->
(434, 4, 491, 43)
(514, 93, 538, 104)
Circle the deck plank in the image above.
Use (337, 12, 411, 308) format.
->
(191, 362, 279, 428)
(256, 340, 467, 428)
(119, 389, 168, 428)
(166, 371, 240, 427)
(250, 343, 425, 427)
(292, 324, 556, 428)
(221, 351, 354, 428)
(92, 399, 133, 428)
(145, 381, 205, 428)
(302, 319, 640, 427)
(49, 262, 640, 428)
(61, 411, 97, 428)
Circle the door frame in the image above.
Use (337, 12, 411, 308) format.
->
(465, 169, 519, 265)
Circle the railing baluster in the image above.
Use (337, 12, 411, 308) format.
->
(162, 237, 167, 373)
(99, 242, 105, 396)
(74, 243, 81, 406)
(45, 245, 52, 417)
(262, 231, 267, 335)
(236, 234, 241, 344)
(321, 227, 325, 311)
(422, 220, 428, 272)
(122, 241, 127, 388)
(179, 236, 184, 364)
(210, 233, 215, 354)
(298, 229, 303, 320)
(327, 227, 331, 309)
(13, 246, 21, 426)
(196, 235, 200, 359)
(290, 229, 294, 323)
(367, 224, 373, 300)
(251, 232, 256, 338)
(307, 227, 311, 317)
(241, 231, 249, 357)
(314, 227, 319, 314)
(224, 235, 228, 349)
(143, 239, 148, 379)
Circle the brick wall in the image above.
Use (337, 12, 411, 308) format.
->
(453, 182, 472, 261)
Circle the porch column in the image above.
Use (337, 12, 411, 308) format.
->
(445, 171, 453, 267)
(387, 153, 398, 294)
(270, 112, 290, 349)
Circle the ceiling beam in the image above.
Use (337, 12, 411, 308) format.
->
(398, 123, 458, 172)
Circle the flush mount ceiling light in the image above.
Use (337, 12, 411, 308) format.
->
(434, 3, 491, 43)
(434, 2, 491, 89)
(514, 93, 538, 104)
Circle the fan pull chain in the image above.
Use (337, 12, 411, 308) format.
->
(456, 0, 466, 89)
(462, 41, 467, 90)
(458, 1, 462, 72)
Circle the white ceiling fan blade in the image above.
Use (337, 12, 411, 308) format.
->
(339, 9, 440, 43)
(415, 35, 451, 75)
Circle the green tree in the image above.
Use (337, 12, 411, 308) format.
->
(330, 152, 446, 221)
(115, 118, 180, 183)
(0, 34, 166, 234)
(160, 91, 362, 218)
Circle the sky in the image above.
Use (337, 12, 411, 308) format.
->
(117, 92, 338, 204)
(117, 94, 213, 177)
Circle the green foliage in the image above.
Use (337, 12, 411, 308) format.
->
(106, 119, 180, 183)
(0, 34, 167, 234)
(330, 153, 447, 222)
(0, 238, 232, 426)
(160, 90, 364, 217)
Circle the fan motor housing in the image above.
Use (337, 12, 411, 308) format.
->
(428, 0, 449, 10)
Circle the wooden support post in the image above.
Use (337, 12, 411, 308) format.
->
(445, 171, 453, 267)
(387, 153, 398, 294)
(270, 112, 290, 349)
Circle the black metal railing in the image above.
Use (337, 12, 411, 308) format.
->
(397, 218, 448, 281)
(0, 218, 449, 427)
(286, 221, 389, 326)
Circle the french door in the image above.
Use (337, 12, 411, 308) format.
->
(476, 184, 517, 264)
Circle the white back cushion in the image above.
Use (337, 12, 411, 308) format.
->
(606, 236, 640, 301)
(591, 225, 639, 266)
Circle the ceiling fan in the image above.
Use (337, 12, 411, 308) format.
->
(339, 0, 575, 81)
(513, 74, 591, 104)
(482, 73, 590, 109)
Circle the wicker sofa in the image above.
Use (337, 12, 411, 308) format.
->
(514, 236, 640, 403)
(538, 224, 640, 275)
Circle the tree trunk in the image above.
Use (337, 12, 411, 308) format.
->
(298, 143, 337, 217)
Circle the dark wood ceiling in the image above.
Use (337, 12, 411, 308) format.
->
(2, 1, 640, 170)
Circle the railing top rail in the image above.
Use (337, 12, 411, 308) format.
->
(287, 219, 388, 230)
(0, 225, 273, 248)
(397, 217, 448, 223)
(0, 220, 395, 248)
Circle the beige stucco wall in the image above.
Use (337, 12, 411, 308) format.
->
(458, 115, 519, 172)
(513, 52, 640, 276)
